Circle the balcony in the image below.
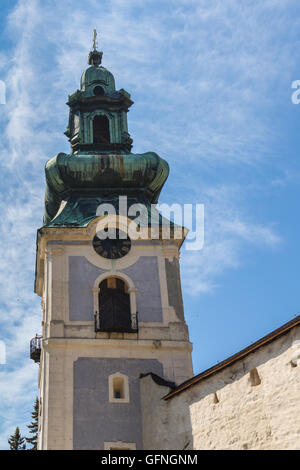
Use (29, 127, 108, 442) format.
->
(94, 312, 138, 333)
(30, 335, 42, 363)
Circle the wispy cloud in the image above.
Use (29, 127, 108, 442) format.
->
(181, 183, 281, 294)
(0, 0, 295, 448)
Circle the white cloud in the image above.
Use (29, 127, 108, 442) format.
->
(221, 220, 281, 246)
(181, 183, 281, 294)
(0, 0, 292, 448)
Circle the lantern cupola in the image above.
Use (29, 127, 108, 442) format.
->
(65, 39, 133, 154)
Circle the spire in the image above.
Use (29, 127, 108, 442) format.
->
(88, 29, 103, 67)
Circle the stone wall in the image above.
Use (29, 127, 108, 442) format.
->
(141, 324, 300, 450)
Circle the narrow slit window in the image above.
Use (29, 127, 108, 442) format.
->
(109, 373, 129, 403)
(113, 377, 124, 399)
(213, 392, 219, 404)
(249, 367, 261, 386)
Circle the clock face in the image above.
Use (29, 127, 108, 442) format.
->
(92, 229, 131, 259)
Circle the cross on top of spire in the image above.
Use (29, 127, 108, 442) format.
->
(88, 29, 103, 66)
(93, 29, 98, 50)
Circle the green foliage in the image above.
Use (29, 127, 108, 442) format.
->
(8, 427, 26, 450)
(25, 397, 39, 450)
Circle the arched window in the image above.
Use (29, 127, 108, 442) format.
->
(93, 85, 105, 96)
(93, 115, 110, 144)
(98, 277, 131, 332)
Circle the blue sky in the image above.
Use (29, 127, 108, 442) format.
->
(1, 0, 300, 449)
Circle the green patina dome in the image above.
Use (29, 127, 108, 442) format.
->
(80, 65, 116, 95)
(43, 44, 169, 228)
(44, 152, 169, 227)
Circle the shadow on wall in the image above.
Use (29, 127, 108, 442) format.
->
(140, 374, 194, 450)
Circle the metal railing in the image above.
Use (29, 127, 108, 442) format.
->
(30, 334, 42, 363)
(94, 312, 138, 333)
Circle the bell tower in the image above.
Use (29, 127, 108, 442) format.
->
(34, 36, 193, 450)
(64, 45, 133, 155)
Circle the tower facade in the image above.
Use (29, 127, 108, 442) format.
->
(34, 41, 193, 450)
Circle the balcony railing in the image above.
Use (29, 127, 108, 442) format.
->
(94, 312, 138, 333)
(30, 335, 42, 363)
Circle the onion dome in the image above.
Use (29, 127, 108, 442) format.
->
(44, 152, 169, 227)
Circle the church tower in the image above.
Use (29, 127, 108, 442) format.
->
(33, 36, 193, 450)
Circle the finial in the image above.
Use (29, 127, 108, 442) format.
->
(88, 29, 103, 67)
(93, 29, 98, 50)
